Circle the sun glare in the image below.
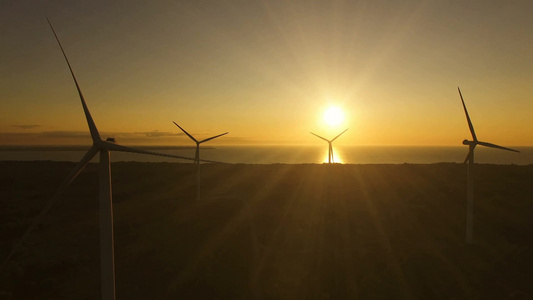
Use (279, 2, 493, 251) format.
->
(321, 150, 344, 164)
(324, 106, 344, 127)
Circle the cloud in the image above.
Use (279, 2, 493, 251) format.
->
(12, 124, 41, 129)
(0, 131, 89, 145)
(0, 130, 250, 146)
(134, 131, 184, 138)
(42, 131, 91, 139)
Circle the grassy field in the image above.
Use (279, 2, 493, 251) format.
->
(1, 161, 532, 299)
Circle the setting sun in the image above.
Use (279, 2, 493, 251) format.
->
(324, 106, 345, 127)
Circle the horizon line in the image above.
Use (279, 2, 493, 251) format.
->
(1, 144, 532, 149)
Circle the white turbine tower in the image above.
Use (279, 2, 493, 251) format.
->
(2, 19, 200, 300)
(458, 87, 519, 244)
(310, 129, 348, 163)
(173, 122, 228, 200)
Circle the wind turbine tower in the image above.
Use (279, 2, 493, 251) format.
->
(458, 87, 519, 244)
(173, 122, 228, 200)
(310, 129, 348, 163)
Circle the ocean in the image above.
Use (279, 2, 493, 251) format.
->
(0, 145, 531, 165)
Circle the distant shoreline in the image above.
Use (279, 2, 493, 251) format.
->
(1, 145, 531, 151)
(0, 161, 530, 167)
(0, 145, 200, 151)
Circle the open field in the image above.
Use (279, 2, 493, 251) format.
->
(1, 161, 532, 299)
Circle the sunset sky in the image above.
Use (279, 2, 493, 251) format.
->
(1, 1, 532, 146)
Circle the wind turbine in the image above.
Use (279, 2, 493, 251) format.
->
(2, 19, 200, 300)
(458, 87, 519, 244)
(310, 129, 348, 163)
(173, 122, 228, 200)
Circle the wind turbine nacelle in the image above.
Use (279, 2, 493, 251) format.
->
(106, 137, 116, 143)
(462, 139, 473, 145)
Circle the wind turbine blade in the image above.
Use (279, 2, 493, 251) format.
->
(478, 141, 520, 153)
(310, 132, 330, 142)
(458, 87, 477, 142)
(173, 122, 198, 143)
(331, 128, 349, 142)
(199, 132, 228, 144)
(1, 146, 98, 268)
(47, 17, 101, 143)
(101, 141, 201, 162)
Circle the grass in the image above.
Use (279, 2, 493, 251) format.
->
(1, 161, 532, 299)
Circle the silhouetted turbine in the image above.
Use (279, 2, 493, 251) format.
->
(173, 122, 228, 200)
(458, 87, 519, 244)
(173, 122, 228, 164)
(2, 19, 200, 300)
(310, 129, 348, 163)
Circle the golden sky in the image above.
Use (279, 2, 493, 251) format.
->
(1, 1, 532, 146)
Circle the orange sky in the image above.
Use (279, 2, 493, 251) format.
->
(1, 1, 532, 146)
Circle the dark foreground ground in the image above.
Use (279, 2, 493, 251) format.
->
(0, 161, 532, 299)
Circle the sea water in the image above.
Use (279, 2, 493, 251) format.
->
(0, 146, 531, 165)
